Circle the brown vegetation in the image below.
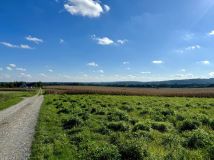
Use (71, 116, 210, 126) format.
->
(44, 86, 214, 98)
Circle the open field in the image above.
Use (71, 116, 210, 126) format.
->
(44, 86, 214, 98)
(0, 91, 36, 111)
(31, 94, 214, 159)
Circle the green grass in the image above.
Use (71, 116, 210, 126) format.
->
(0, 91, 36, 111)
(31, 95, 214, 160)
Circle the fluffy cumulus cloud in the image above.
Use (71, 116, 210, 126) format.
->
(208, 30, 214, 36)
(185, 45, 201, 51)
(92, 35, 128, 46)
(0, 42, 32, 49)
(19, 73, 32, 79)
(48, 69, 54, 72)
(26, 35, 43, 44)
(6, 66, 13, 71)
(64, 0, 110, 18)
(200, 60, 210, 65)
(117, 39, 128, 45)
(87, 62, 98, 67)
(209, 72, 214, 77)
(16, 68, 27, 72)
(152, 60, 163, 64)
(123, 61, 130, 65)
(9, 64, 16, 68)
(141, 72, 151, 74)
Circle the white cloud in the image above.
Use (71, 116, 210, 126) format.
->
(9, 64, 16, 68)
(185, 45, 200, 51)
(104, 4, 110, 12)
(87, 62, 98, 67)
(92, 35, 114, 45)
(20, 44, 32, 49)
(64, 0, 110, 18)
(59, 39, 64, 44)
(152, 60, 163, 64)
(98, 69, 104, 73)
(208, 30, 214, 36)
(117, 39, 128, 45)
(0, 42, 18, 48)
(48, 69, 54, 72)
(209, 72, 214, 77)
(181, 69, 186, 72)
(6, 66, 13, 71)
(19, 73, 32, 78)
(127, 75, 136, 79)
(200, 60, 210, 65)
(141, 72, 151, 74)
(16, 68, 26, 72)
(175, 74, 194, 78)
(92, 35, 127, 46)
(123, 61, 129, 65)
(0, 42, 32, 49)
(40, 73, 47, 77)
(26, 35, 43, 44)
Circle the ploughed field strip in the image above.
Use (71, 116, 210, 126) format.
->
(31, 95, 214, 159)
(44, 86, 214, 98)
(0, 94, 44, 160)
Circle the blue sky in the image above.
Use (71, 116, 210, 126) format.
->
(1, 0, 214, 82)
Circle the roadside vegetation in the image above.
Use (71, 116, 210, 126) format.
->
(31, 94, 214, 159)
(0, 91, 36, 111)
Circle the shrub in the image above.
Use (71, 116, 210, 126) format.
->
(151, 122, 169, 132)
(179, 120, 200, 132)
(161, 109, 175, 116)
(120, 105, 134, 112)
(63, 117, 83, 130)
(185, 129, 212, 149)
(133, 123, 150, 132)
(96, 126, 111, 135)
(207, 145, 214, 160)
(210, 119, 214, 130)
(118, 140, 150, 160)
(176, 114, 185, 121)
(81, 142, 121, 160)
(107, 122, 129, 132)
(107, 110, 129, 121)
(162, 134, 183, 149)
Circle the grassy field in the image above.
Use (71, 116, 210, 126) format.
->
(44, 86, 214, 98)
(0, 91, 36, 111)
(31, 94, 214, 160)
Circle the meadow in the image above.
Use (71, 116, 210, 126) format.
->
(31, 94, 214, 160)
(0, 90, 36, 111)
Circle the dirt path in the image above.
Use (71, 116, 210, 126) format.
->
(0, 92, 44, 160)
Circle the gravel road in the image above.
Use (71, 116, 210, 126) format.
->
(0, 93, 44, 160)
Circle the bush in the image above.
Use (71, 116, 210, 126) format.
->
(151, 122, 169, 132)
(161, 109, 175, 116)
(185, 129, 212, 149)
(207, 145, 214, 160)
(107, 122, 129, 132)
(179, 120, 200, 132)
(81, 142, 121, 160)
(133, 123, 150, 132)
(162, 134, 183, 149)
(63, 117, 83, 130)
(210, 119, 214, 130)
(118, 140, 150, 160)
(107, 110, 129, 121)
